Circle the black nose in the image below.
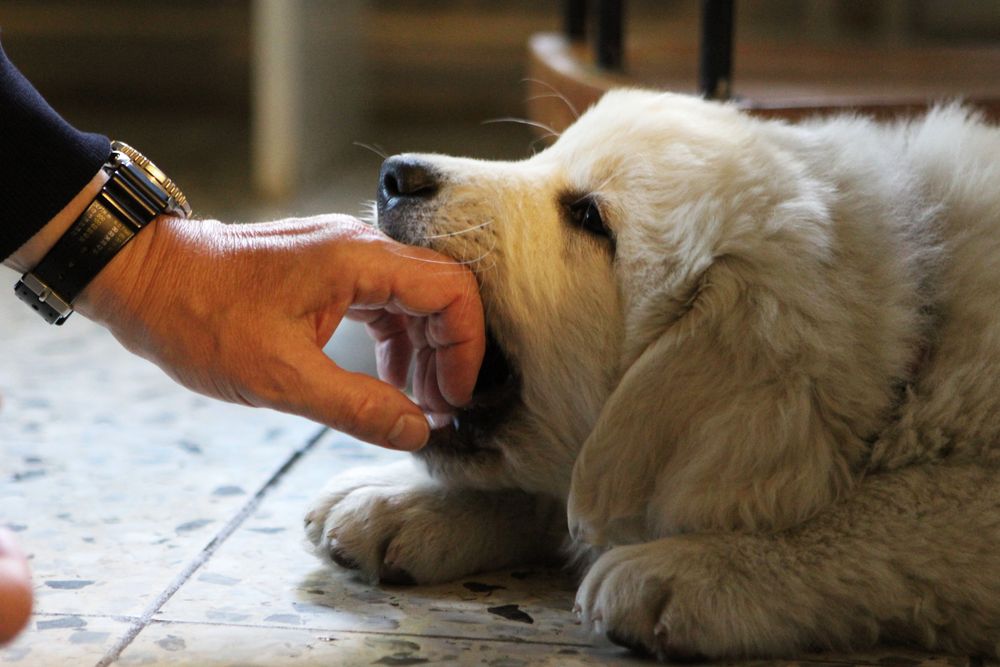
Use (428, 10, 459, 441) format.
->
(379, 156, 439, 206)
(377, 156, 440, 244)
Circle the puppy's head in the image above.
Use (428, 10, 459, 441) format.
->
(373, 91, 755, 496)
(376, 90, 886, 538)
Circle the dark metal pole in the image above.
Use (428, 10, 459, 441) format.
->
(566, 0, 588, 42)
(699, 0, 734, 100)
(596, 0, 624, 70)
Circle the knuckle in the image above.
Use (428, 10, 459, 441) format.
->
(340, 392, 385, 439)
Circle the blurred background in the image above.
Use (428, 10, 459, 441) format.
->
(1, 0, 997, 372)
(2, 1, 998, 214)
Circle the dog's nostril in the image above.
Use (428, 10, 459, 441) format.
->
(382, 171, 403, 198)
(379, 156, 439, 201)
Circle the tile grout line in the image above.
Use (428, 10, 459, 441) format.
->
(93, 425, 329, 667)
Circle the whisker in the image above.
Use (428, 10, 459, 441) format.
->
(522, 78, 580, 119)
(525, 92, 582, 123)
(422, 219, 494, 240)
(358, 200, 378, 226)
(353, 141, 389, 160)
(482, 116, 561, 139)
(574, 171, 619, 201)
(385, 218, 498, 277)
(472, 237, 500, 272)
(456, 236, 498, 268)
(475, 256, 499, 277)
(529, 135, 552, 154)
(387, 245, 495, 268)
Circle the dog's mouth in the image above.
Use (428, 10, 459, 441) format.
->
(420, 327, 520, 457)
(455, 326, 520, 434)
(470, 328, 517, 406)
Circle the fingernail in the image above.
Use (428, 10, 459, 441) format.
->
(426, 412, 454, 431)
(388, 414, 430, 450)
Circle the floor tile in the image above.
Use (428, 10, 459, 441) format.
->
(113, 621, 978, 667)
(145, 430, 981, 667)
(154, 431, 590, 647)
(809, 653, 976, 667)
(0, 296, 321, 619)
(1, 614, 132, 666)
(117, 619, 648, 667)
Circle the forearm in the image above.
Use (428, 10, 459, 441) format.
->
(3, 169, 108, 273)
(0, 39, 110, 263)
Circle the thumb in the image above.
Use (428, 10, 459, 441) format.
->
(282, 347, 430, 450)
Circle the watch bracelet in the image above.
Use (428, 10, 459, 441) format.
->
(14, 145, 187, 325)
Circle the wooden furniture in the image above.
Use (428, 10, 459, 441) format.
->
(528, 0, 1000, 134)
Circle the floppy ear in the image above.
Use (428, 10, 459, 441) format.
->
(567, 256, 859, 547)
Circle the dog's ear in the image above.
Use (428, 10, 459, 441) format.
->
(568, 256, 860, 546)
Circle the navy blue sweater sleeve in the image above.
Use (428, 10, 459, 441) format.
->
(0, 39, 110, 261)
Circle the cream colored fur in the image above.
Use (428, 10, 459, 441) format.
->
(306, 90, 1000, 659)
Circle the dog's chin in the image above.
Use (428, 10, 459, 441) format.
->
(416, 330, 520, 466)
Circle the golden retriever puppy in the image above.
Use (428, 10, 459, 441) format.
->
(306, 90, 1000, 660)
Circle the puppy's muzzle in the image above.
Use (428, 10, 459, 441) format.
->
(377, 156, 439, 245)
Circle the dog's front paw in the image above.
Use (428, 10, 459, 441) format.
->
(305, 461, 561, 585)
(305, 469, 465, 585)
(576, 536, 798, 661)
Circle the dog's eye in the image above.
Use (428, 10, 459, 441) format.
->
(568, 198, 610, 240)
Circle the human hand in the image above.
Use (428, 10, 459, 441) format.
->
(75, 214, 484, 450)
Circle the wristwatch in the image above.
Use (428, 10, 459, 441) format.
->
(14, 141, 191, 325)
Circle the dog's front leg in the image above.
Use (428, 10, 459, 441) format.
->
(305, 458, 566, 584)
(576, 462, 1000, 660)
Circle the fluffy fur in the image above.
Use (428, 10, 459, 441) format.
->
(305, 90, 1000, 659)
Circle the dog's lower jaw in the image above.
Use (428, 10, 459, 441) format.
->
(414, 325, 527, 486)
(414, 423, 506, 488)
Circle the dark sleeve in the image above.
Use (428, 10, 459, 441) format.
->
(0, 38, 110, 261)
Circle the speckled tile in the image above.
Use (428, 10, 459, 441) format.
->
(114, 621, 982, 667)
(0, 293, 321, 617)
(152, 430, 591, 647)
(141, 433, 978, 667)
(0, 614, 133, 666)
(810, 653, 977, 667)
(116, 619, 649, 666)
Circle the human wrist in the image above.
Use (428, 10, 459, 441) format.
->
(4, 169, 109, 274)
(73, 214, 189, 326)
(12, 141, 193, 326)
